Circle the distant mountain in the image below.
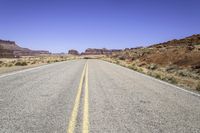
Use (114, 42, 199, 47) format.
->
(0, 39, 50, 58)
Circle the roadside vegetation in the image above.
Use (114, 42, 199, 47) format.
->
(197, 82, 200, 91)
(103, 57, 200, 91)
(102, 35, 200, 91)
(0, 55, 78, 74)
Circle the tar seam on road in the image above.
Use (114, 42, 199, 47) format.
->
(67, 61, 90, 133)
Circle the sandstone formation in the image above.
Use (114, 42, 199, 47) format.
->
(82, 48, 112, 55)
(0, 39, 50, 58)
(110, 34, 200, 68)
(68, 49, 79, 55)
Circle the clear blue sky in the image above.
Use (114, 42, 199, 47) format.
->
(0, 0, 199, 53)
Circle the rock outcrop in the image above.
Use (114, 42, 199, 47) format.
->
(110, 34, 200, 68)
(82, 48, 112, 55)
(68, 49, 79, 55)
(0, 39, 50, 58)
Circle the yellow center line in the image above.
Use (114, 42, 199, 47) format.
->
(83, 63, 89, 133)
(67, 63, 87, 133)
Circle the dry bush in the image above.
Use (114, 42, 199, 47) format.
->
(15, 61, 28, 66)
(196, 82, 200, 91)
(147, 72, 162, 79)
(148, 63, 157, 70)
(163, 76, 177, 84)
(5, 63, 13, 67)
(47, 60, 51, 63)
(31, 61, 37, 64)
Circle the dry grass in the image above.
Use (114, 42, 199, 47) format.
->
(0, 55, 78, 74)
(196, 82, 200, 91)
(101, 35, 200, 91)
(102, 57, 200, 91)
(0, 55, 74, 67)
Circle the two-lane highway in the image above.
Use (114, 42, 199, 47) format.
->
(0, 59, 200, 133)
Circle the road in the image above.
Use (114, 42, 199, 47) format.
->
(0, 59, 200, 133)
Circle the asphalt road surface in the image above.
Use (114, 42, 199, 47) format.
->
(0, 59, 200, 133)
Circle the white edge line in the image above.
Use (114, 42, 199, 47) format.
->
(102, 60, 200, 97)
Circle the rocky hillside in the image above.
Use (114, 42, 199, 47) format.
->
(79, 48, 122, 55)
(149, 34, 200, 48)
(105, 34, 200, 90)
(0, 39, 50, 58)
(110, 34, 200, 69)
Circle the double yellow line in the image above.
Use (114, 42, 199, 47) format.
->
(67, 62, 89, 133)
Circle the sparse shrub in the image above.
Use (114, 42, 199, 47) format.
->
(7, 64, 13, 67)
(177, 70, 188, 77)
(137, 68, 143, 73)
(31, 61, 37, 64)
(47, 60, 51, 63)
(147, 72, 162, 79)
(84, 57, 92, 59)
(129, 64, 137, 71)
(118, 56, 125, 60)
(164, 76, 177, 84)
(148, 63, 157, 70)
(0, 61, 3, 64)
(116, 60, 120, 64)
(21, 61, 28, 66)
(196, 82, 200, 91)
(54, 60, 59, 62)
(147, 71, 153, 76)
(138, 62, 146, 67)
(165, 65, 178, 73)
(155, 73, 161, 79)
(15, 61, 28, 66)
